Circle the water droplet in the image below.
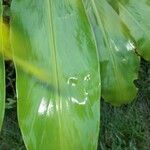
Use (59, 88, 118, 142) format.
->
(71, 97, 87, 105)
(84, 74, 91, 81)
(67, 77, 78, 86)
(126, 40, 135, 51)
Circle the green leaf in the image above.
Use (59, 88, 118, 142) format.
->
(0, 55, 4, 130)
(10, 0, 100, 149)
(83, 0, 140, 105)
(110, 0, 150, 60)
(0, 0, 5, 130)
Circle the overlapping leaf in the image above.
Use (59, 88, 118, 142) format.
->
(108, 0, 150, 60)
(0, 0, 5, 130)
(83, 0, 140, 105)
(11, 0, 100, 149)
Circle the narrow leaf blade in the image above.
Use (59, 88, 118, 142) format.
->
(0, 0, 5, 130)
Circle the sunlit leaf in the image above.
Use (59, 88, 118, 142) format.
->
(11, 0, 100, 149)
(84, 0, 140, 105)
(0, 21, 11, 60)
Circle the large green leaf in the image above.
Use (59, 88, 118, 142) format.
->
(0, 0, 5, 130)
(83, 0, 140, 105)
(11, 0, 100, 149)
(108, 0, 150, 60)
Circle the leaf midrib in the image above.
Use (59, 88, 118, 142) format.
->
(44, 0, 62, 148)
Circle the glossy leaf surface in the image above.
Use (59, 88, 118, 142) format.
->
(109, 0, 150, 60)
(0, 0, 5, 130)
(11, 0, 100, 149)
(84, 0, 140, 105)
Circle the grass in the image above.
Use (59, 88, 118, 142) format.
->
(0, 60, 149, 149)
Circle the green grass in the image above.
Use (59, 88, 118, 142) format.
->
(99, 99, 150, 150)
(0, 60, 149, 149)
